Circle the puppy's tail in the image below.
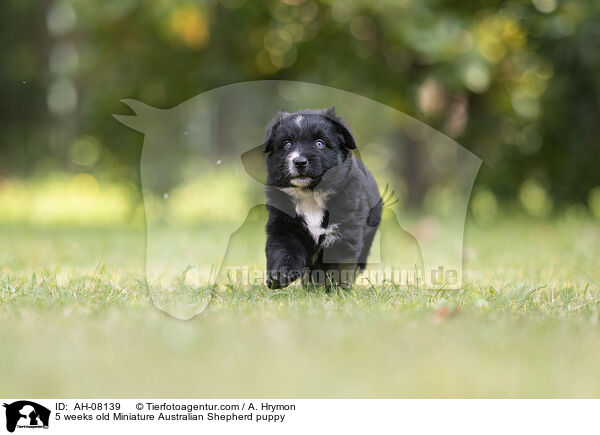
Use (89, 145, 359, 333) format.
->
(367, 184, 398, 227)
(380, 183, 399, 209)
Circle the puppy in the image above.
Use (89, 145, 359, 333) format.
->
(263, 108, 382, 289)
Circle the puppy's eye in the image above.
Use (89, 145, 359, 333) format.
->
(315, 140, 325, 149)
(283, 141, 292, 150)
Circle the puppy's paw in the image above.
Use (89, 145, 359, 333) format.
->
(266, 269, 302, 289)
(266, 271, 283, 289)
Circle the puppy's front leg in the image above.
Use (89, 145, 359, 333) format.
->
(265, 208, 310, 289)
(265, 231, 308, 289)
(321, 236, 363, 290)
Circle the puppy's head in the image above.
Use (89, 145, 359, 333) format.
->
(263, 107, 356, 188)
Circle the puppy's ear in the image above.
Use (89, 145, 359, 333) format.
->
(263, 110, 290, 153)
(322, 107, 356, 149)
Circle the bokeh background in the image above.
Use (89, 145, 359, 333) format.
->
(2, 0, 600, 398)
(2, 0, 599, 226)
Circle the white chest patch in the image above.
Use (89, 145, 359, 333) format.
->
(280, 188, 339, 246)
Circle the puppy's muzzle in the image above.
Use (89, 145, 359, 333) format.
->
(293, 156, 308, 168)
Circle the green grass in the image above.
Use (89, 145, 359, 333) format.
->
(1, 215, 599, 397)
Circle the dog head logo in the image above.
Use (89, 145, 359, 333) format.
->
(3, 401, 50, 433)
(114, 80, 481, 319)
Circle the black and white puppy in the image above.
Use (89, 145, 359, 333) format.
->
(263, 108, 382, 289)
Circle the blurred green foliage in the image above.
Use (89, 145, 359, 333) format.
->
(1, 0, 599, 213)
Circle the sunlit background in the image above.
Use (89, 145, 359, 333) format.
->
(2, 0, 599, 226)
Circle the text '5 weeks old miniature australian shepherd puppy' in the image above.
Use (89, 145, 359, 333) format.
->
(263, 108, 382, 290)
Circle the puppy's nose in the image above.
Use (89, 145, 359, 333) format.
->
(293, 156, 308, 168)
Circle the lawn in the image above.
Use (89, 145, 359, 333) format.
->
(1, 215, 599, 397)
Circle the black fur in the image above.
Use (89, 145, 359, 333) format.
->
(263, 108, 382, 289)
